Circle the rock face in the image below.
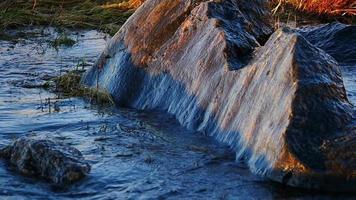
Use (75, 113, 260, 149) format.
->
(0, 137, 91, 185)
(299, 22, 356, 65)
(82, 0, 356, 191)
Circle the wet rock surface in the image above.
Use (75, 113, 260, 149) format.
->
(299, 22, 356, 65)
(0, 137, 91, 185)
(82, 0, 356, 191)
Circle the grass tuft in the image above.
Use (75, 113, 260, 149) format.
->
(52, 70, 115, 106)
(50, 34, 76, 48)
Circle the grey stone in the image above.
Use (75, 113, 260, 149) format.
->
(0, 137, 90, 185)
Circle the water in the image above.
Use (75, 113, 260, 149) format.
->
(0, 28, 355, 200)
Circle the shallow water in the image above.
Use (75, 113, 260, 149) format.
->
(0, 28, 355, 200)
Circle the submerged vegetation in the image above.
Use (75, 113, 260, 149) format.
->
(49, 69, 115, 106)
(0, 0, 134, 36)
(55, 70, 115, 106)
(50, 34, 76, 48)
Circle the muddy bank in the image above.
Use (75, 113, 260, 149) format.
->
(82, 0, 356, 191)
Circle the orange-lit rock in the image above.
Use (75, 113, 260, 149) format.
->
(82, 0, 356, 191)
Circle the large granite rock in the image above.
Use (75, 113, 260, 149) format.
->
(0, 137, 91, 185)
(82, 0, 356, 191)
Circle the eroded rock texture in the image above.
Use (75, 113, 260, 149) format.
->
(0, 137, 91, 185)
(82, 0, 356, 191)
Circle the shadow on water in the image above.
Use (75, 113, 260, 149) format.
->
(0, 27, 355, 199)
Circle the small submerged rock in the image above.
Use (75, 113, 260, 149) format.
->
(0, 137, 91, 185)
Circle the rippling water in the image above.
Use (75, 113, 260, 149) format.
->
(0, 28, 355, 200)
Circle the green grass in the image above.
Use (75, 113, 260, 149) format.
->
(0, 0, 134, 36)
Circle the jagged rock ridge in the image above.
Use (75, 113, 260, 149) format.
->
(82, 0, 356, 191)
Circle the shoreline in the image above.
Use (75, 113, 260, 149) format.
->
(0, 0, 134, 37)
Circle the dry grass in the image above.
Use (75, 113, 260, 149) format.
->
(100, 0, 355, 16)
(102, 0, 145, 10)
(273, 0, 355, 15)
(1, 0, 353, 37)
(271, 0, 355, 26)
